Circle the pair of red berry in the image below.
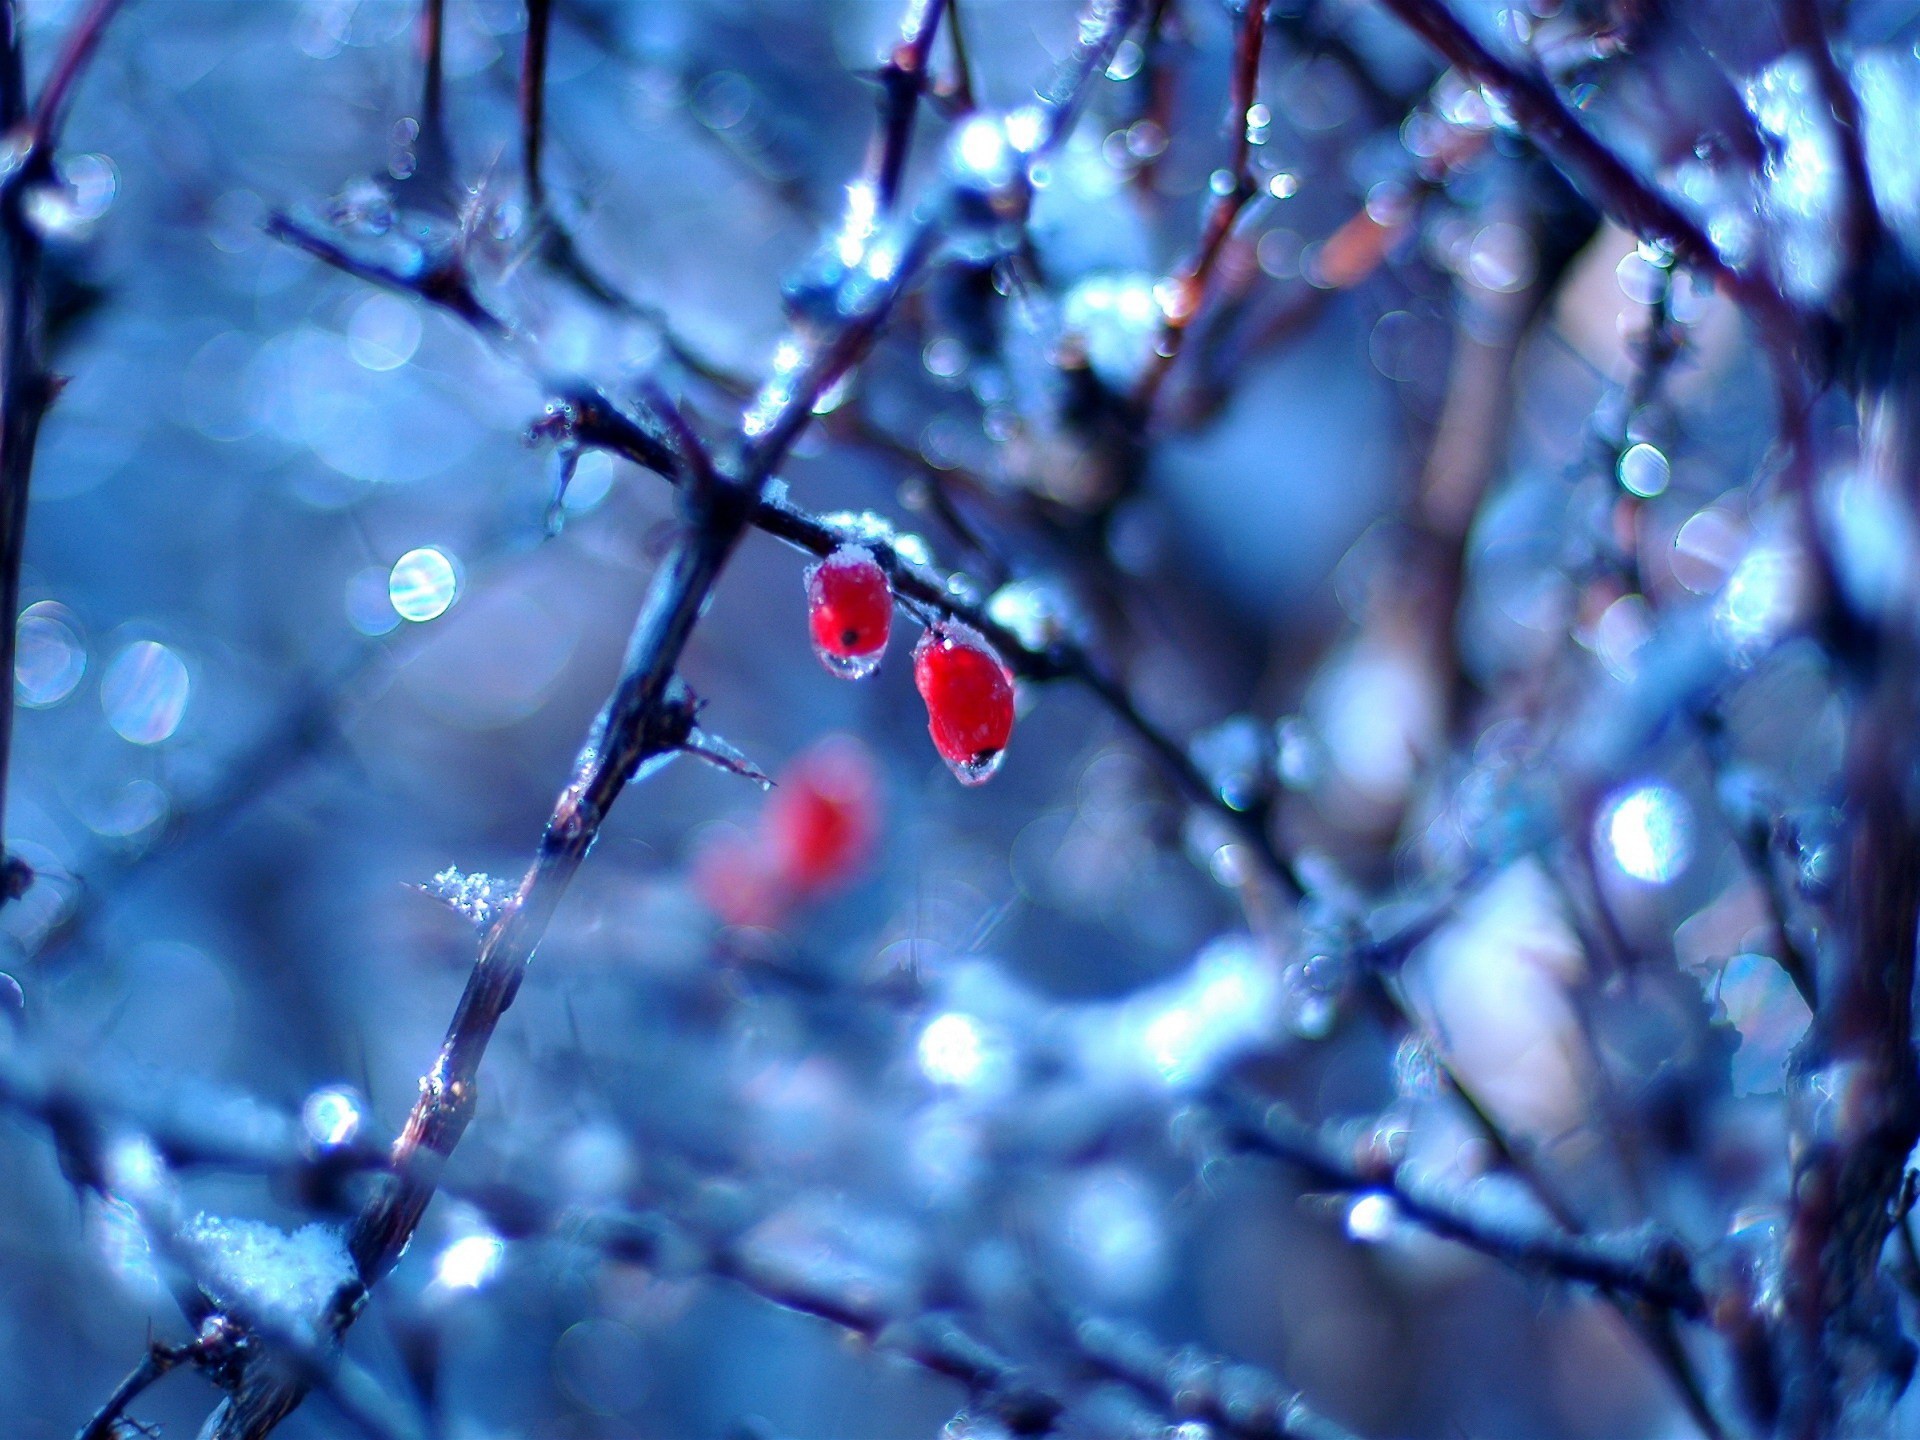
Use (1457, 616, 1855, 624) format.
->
(805, 545, 1014, 784)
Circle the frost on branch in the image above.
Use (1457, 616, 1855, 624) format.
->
(176, 1215, 354, 1337)
(423, 866, 513, 934)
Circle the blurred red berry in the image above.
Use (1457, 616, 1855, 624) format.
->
(913, 623, 1014, 785)
(805, 546, 892, 677)
(766, 734, 880, 892)
(693, 736, 882, 925)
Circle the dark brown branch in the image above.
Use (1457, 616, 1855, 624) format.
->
(481, 1181, 1360, 1440)
(0, 0, 125, 904)
(1215, 1092, 1708, 1317)
(1133, 0, 1268, 411)
(1375, 0, 1805, 344)
(520, 0, 551, 211)
(77, 1330, 227, 1440)
(409, 0, 454, 203)
(867, 0, 950, 211)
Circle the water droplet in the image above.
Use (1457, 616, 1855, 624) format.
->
(389, 546, 458, 622)
(945, 748, 1005, 787)
(15, 601, 84, 707)
(301, 1086, 364, 1148)
(1617, 442, 1671, 498)
(100, 641, 189, 744)
(820, 648, 882, 680)
(1599, 784, 1692, 883)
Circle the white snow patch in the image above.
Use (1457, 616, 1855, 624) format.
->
(178, 1214, 354, 1332)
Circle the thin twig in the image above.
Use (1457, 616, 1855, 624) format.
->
(1375, 0, 1805, 343)
(1214, 1091, 1708, 1317)
(867, 0, 950, 212)
(0, 0, 125, 903)
(1133, 0, 1268, 411)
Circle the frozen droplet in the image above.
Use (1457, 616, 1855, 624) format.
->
(389, 546, 459, 622)
(561, 449, 614, 516)
(1599, 784, 1692, 884)
(61, 152, 116, 222)
(1617, 442, 1670, 498)
(1672, 507, 1744, 594)
(1105, 39, 1143, 81)
(434, 1232, 504, 1290)
(818, 648, 882, 680)
(15, 601, 85, 707)
(1193, 715, 1269, 813)
(301, 1086, 364, 1148)
(944, 748, 1005, 787)
(922, 337, 966, 380)
(893, 532, 933, 570)
(100, 640, 189, 744)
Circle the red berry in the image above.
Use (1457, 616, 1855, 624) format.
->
(691, 737, 883, 926)
(806, 546, 892, 677)
(913, 623, 1015, 785)
(766, 735, 880, 893)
